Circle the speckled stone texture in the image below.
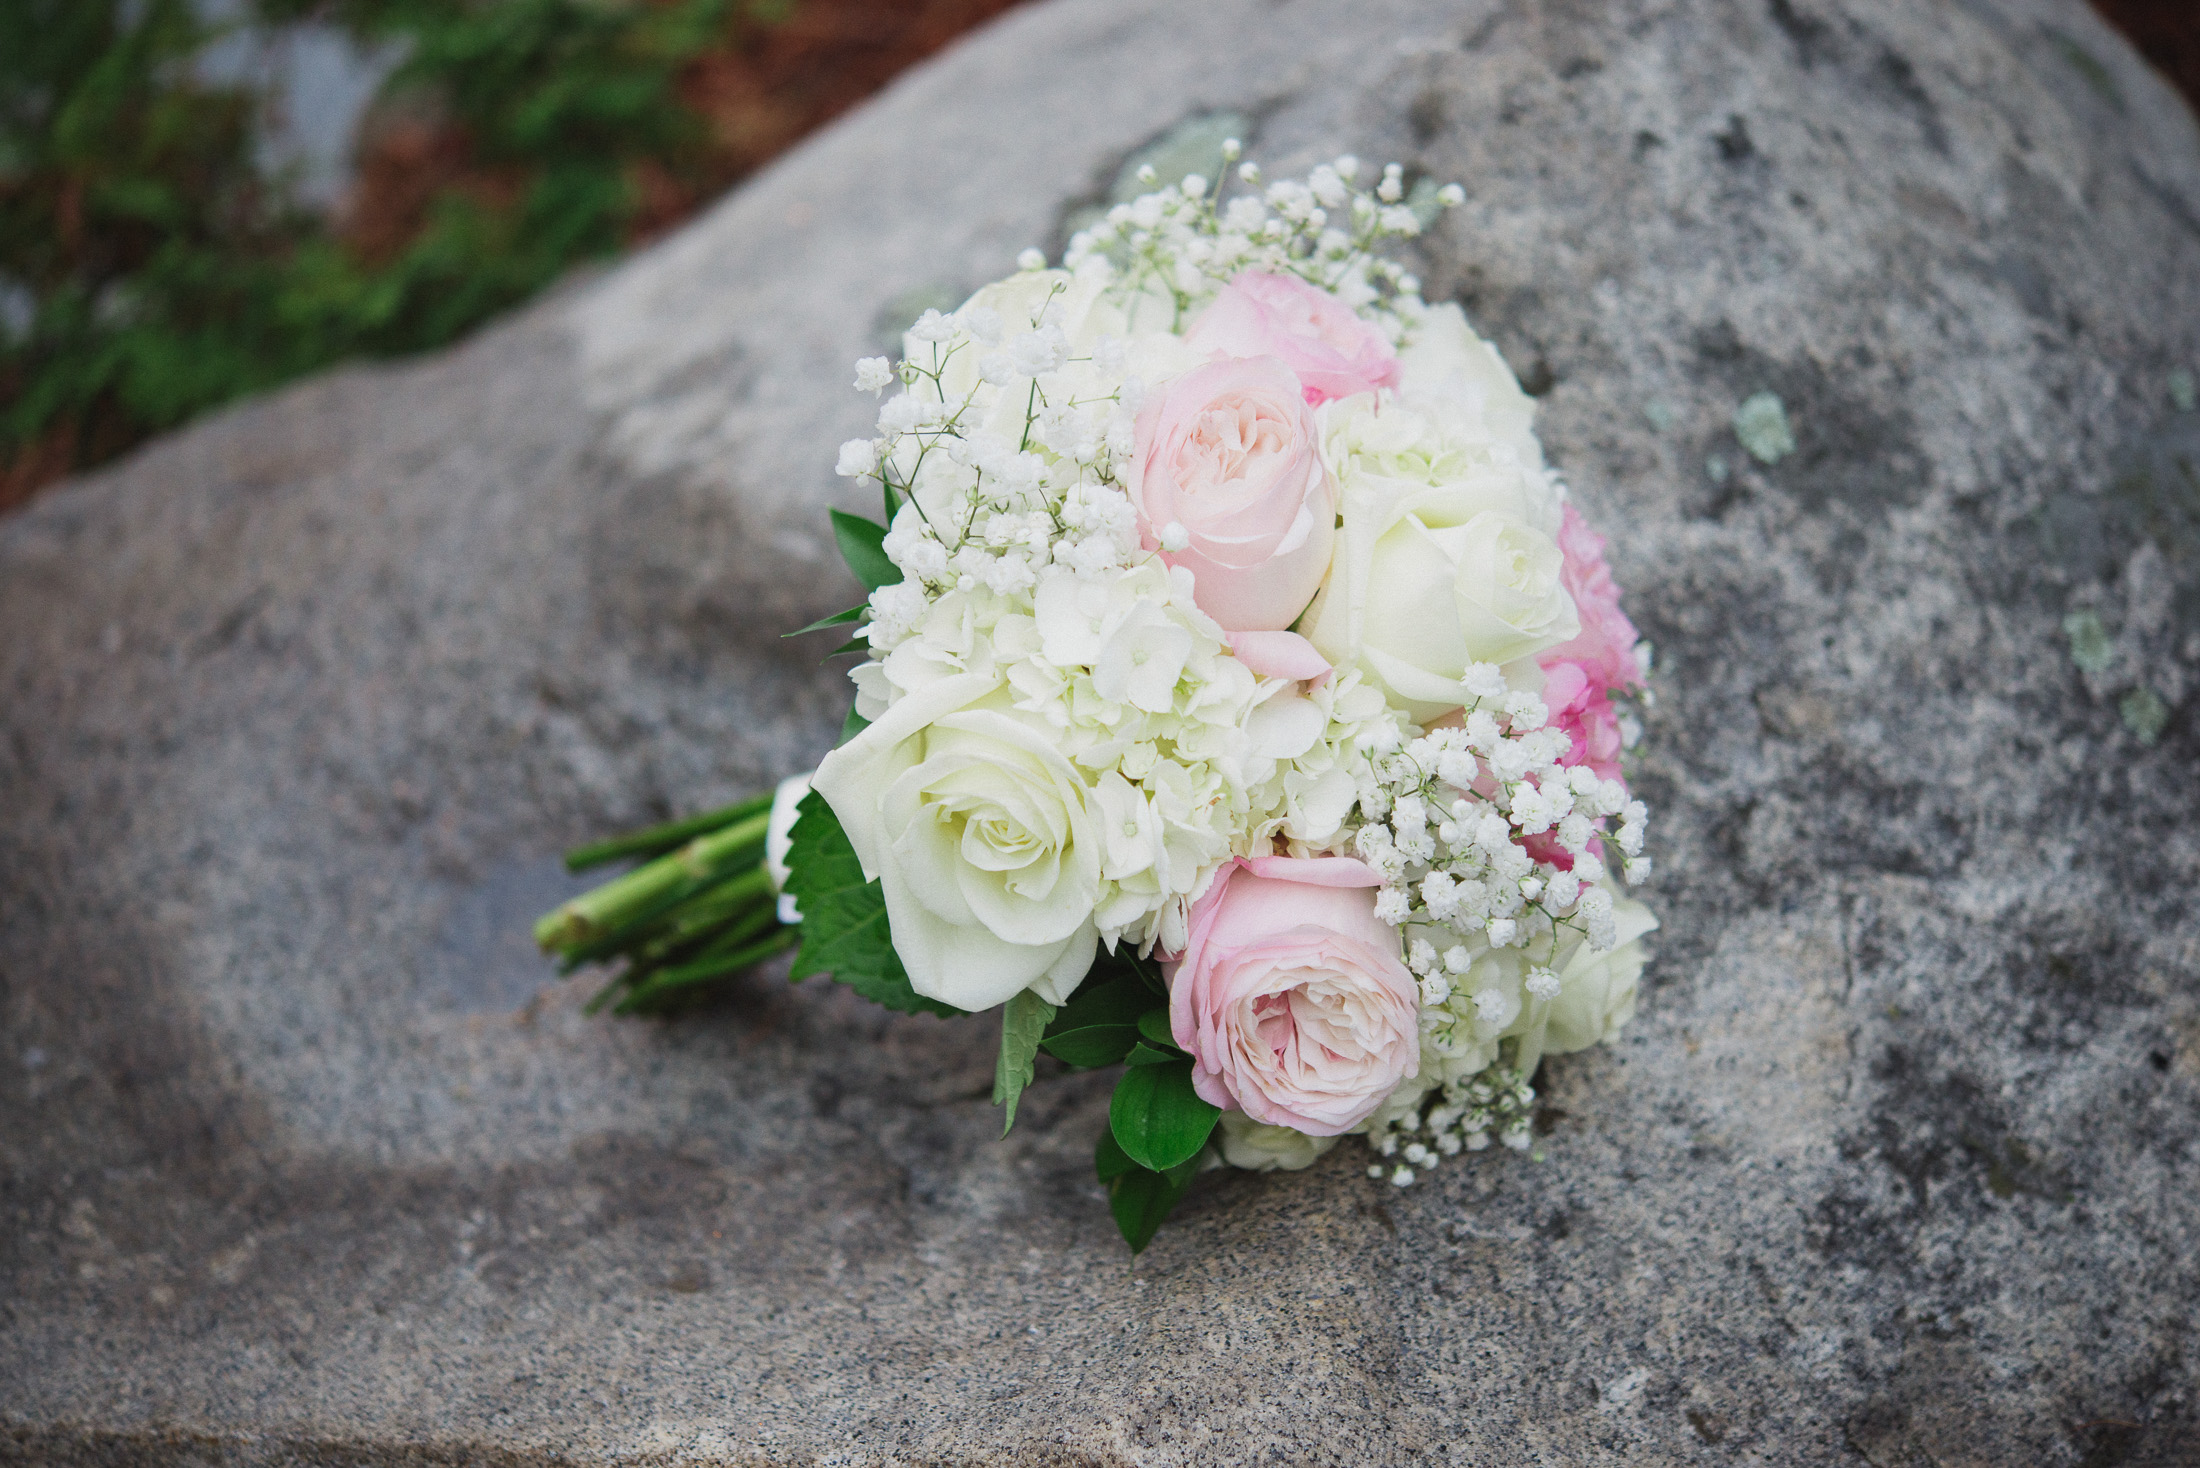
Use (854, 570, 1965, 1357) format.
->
(5, 0, 2199, 1463)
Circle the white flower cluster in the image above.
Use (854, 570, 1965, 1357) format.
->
(1063, 146, 1454, 335)
(808, 154, 1659, 1194)
(1351, 673, 1647, 959)
(1332, 667, 1654, 1182)
(848, 559, 1383, 955)
(829, 155, 1457, 964)
(1365, 1064, 1538, 1186)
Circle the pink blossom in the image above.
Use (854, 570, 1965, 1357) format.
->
(1528, 503, 1642, 867)
(1539, 503, 1641, 696)
(1184, 272, 1402, 404)
(1540, 660, 1627, 784)
(1165, 856, 1419, 1136)
(1226, 630, 1331, 683)
(1127, 356, 1336, 631)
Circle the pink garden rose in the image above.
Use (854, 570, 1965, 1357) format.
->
(1165, 855, 1419, 1136)
(1185, 272, 1402, 404)
(1128, 356, 1337, 632)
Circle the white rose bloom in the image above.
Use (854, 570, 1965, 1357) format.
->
(1393, 302, 1544, 472)
(1507, 897, 1658, 1073)
(1304, 392, 1578, 722)
(1216, 1109, 1340, 1172)
(811, 670, 1103, 1011)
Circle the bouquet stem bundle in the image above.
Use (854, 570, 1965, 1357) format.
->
(535, 795, 793, 1015)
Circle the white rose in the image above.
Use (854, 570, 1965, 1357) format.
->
(1216, 1109, 1340, 1172)
(1393, 302, 1544, 472)
(1304, 394, 1578, 722)
(1508, 897, 1657, 1073)
(810, 670, 1101, 1011)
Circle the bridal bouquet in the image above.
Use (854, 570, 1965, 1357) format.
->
(536, 150, 1659, 1252)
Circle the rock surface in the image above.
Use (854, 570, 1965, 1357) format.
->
(6, 0, 2200, 1462)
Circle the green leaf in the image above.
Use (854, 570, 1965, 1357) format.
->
(992, 989, 1057, 1134)
(1086, 946, 1168, 997)
(1096, 1131, 1200, 1254)
(784, 604, 866, 637)
(1136, 1007, 1177, 1050)
(830, 508, 901, 591)
(1109, 1058, 1221, 1172)
(1123, 1041, 1178, 1067)
(826, 637, 868, 658)
(882, 478, 900, 522)
(839, 706, 871, 745)
(782, 790, 958, 1018)
(1095, 1128, 1140, 1183)
(1039, 972, 1148, 1069)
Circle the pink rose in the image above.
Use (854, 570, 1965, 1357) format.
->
(1165, 856, 1419, 1136)
(1185, 272, 1402, 404)
(1128, 356, 1337, 632)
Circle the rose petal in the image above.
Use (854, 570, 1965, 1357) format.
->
(1228, 630, 1332, 682)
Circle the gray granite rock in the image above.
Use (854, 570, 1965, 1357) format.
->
(6, 0, 2200, 1462)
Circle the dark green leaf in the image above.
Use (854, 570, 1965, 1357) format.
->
(784, 604, 866, 637)
(1041, 1025, 1140, 1069)
(992, 989, 1056, 1134)
(1095, 1128, 1139, 1182)
(829, 508, 901, 591)
(882, 478, 900, 522)
(839, 706, 871, 745)
(1096, 1131, 1201, 1254)
(826, 637, 868, 658)
(1039, 972, 1148, 1069)
(1123, 1041, 1178, 1067)
(1136, 1007, 1177, 1050)
(783, 790, 958, 1018)
(1109, 1058, 1221, 1171)
(1092, 947, 1169, 997)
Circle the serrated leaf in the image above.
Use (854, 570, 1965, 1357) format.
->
(830, 508, 901, 592)
(993, 989, 1056, 1134)
(1096, 1130, 1200, 1254)
(1110, 1058, 1220, 1171)
(782, 790, 958, 1018)
(1136, 1007, 1177, 1050)
(784, 604, 866, 638)
(1039, 972, 1147, 1069)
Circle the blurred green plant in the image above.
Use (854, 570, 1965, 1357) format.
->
(0, 0, 758, 505)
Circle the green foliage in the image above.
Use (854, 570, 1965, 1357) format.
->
(2, 0, 304, 470)
(1, 0, 755, 489)
(1096, 1128, 1201, 1255)
(783, 789, 960, 1018)
(1108, 1052, 1219, 1173)
(828, 507, 900, 591)
(992, 989, 1055, 1134)
(1039, 971, 1148, 1068)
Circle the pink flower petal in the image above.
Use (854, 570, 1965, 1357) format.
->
(1228, 630, 1332, 682)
